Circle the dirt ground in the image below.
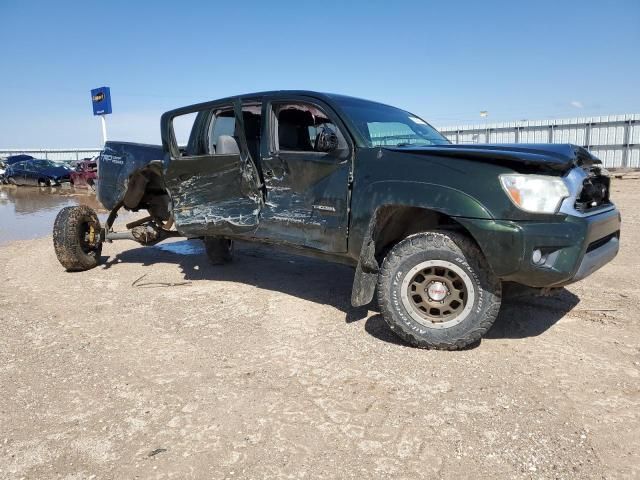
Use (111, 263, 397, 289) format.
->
(1, 180, 639, 479)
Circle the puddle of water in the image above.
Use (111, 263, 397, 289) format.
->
(0, 185, 116, 245)
(154, 240, 204, 255)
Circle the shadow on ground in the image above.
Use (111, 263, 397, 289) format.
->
(101, 239, 580, 348)
(487, 289, 580, 340)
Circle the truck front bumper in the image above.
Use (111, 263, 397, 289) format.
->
(457, 207, 621, 288)
(571, 233, 619, 283)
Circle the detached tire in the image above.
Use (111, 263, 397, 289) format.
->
(377, 231, 501, 350)
(53, 205, 103, 271)
(204, 237, 233, 265)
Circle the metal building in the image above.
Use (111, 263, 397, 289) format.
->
(438, 114, 640, 169)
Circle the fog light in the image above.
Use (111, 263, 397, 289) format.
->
(532, 249, 544, 265)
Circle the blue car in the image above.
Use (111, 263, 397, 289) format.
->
(5, 159, 72, 186)
(5, 154, 35, 165)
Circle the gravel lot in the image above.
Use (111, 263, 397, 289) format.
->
(1, 180, 639, 479)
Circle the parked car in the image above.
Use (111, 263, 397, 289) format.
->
(70, 158, 98, 188)
(52, 91, 620, 350)
(5, 159, 71, 186)
(5, 154, 35, 165)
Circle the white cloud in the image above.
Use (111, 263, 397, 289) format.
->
(570, 100, 584, 109)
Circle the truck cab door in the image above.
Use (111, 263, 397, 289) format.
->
(162, 99, 263, 237)
(256, 98, 353, 252)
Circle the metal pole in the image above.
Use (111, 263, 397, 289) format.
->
(585, 122, 591, 150)
(100, 115, 108, 145)
(622, 119, 631, 169)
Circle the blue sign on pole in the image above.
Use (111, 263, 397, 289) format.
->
(91, 86, 112, 115)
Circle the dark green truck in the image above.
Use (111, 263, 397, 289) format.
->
(53, 91, 621, 349)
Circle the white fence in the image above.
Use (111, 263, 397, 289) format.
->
(0, 148, 102, 163)
(438, 114, 640, 169)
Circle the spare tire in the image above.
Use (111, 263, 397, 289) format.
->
(53, 205, 103, 271)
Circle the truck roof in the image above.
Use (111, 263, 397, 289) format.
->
(166, 90, 398, 115)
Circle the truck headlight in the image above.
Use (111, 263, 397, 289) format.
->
(500, 174, 570, 214)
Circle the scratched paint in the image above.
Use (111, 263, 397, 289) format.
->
(163, 152, 263, 236)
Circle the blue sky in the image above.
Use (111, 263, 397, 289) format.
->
(1, 0, 638, 148)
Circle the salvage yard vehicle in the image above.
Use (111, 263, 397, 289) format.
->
(70, 158, 98, 189)
(6, 159, 71, 186)
(4, 154, 34, 165)
(52, 91, 621, 349)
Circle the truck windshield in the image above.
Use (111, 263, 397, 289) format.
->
(337, 98, 450, 147)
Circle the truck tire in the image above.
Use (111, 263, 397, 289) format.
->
(377, 231, 501, 350)
(203, 237, 233, 265)
(53, 206, 103, 271)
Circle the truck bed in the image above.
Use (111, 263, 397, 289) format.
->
(97, 141, 165, 210)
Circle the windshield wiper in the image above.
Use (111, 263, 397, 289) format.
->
(394, 142, 429, 147)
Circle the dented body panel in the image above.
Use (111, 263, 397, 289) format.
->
(161, 98, 264, 237)
(164, 153, 261, 236)
(97, 142, 165, 210)
(383, 143, 600, 172)
(95, 90, 621, 307)
(253, 94, 354, 252)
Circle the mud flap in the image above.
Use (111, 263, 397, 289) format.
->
(351, 259, 378, 307)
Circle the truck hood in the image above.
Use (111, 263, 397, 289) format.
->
(386, 143, 600, 172)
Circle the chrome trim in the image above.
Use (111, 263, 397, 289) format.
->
(559, 167, 615, 218)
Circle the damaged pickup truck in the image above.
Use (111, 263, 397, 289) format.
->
(53, 91, 621, 349)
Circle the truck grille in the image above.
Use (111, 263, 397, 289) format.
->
(574, 169, 611, 213)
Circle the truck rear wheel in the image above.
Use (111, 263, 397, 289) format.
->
(377, 231, 501, 350)
(53, 206, 103, 271)
(203, 237, 233, 265)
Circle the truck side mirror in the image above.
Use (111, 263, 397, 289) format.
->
(315, 126, 339, 153)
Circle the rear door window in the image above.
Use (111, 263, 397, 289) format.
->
(171, 106, 238, 157)
(172, 112, 198, 150)
(207, 110, 236, 154)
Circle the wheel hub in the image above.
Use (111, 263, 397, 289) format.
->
(426, 281, 449, 302)
(400, 260, 476, 329)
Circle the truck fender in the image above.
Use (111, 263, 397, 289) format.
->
(349, 182, 493, 307)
